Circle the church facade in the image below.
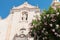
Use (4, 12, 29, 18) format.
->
(0, 2, 40, 40)
(0, 0, 60, 40)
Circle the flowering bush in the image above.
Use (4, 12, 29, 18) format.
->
(30, 7, 60, 40)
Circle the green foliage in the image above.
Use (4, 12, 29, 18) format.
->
(57, 8, 60, 13)
(32, 20, 38, 25)
(48, 7, 56, 14)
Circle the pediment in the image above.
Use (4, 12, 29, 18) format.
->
(12, 2, 37, 9)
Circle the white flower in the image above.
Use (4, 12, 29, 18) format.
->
(52, 29, 55, 32)
(45, 31, 48, 35)
(43, 28, 45, 30)
(43, 37, 45, 40)
(44, 16, 46, 19)
(51, 19, 56, 22)
(54, 32, 57, 35)
(56, 24, 59, 29)
(58, 35, 60, 37)
(47, 14, 49, 17)
(50, 14, 55, 17)
(45, 31, 48, 34)
(49, 24, 53, 27)
(57, 34, 59, 37)
(42, 30, 44, 33)
(56, 24, 59, 27)
(44, 37, 47, 39)
(56, 12, 59, 15)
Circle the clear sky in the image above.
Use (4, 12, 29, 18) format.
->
(0, 0, 52, 19)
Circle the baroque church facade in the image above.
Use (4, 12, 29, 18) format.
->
(0, 0, 60, 40)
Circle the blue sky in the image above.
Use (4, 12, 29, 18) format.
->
(0, 0, 52, 19)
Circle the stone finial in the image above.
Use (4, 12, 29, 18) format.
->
(24, 1, 28, 6)
(36, 4, 39, 8)
(12, 5, 16, 9)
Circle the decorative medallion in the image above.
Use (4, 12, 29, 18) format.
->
(13, 34, 28, 40)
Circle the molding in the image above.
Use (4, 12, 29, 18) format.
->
(12, 7, 39, 12)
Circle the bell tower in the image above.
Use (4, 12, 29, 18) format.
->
(52, 0, 60, 9)
(53, 0, 59, 2)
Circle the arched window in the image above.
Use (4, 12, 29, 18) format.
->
(22, 11, 28, 20)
